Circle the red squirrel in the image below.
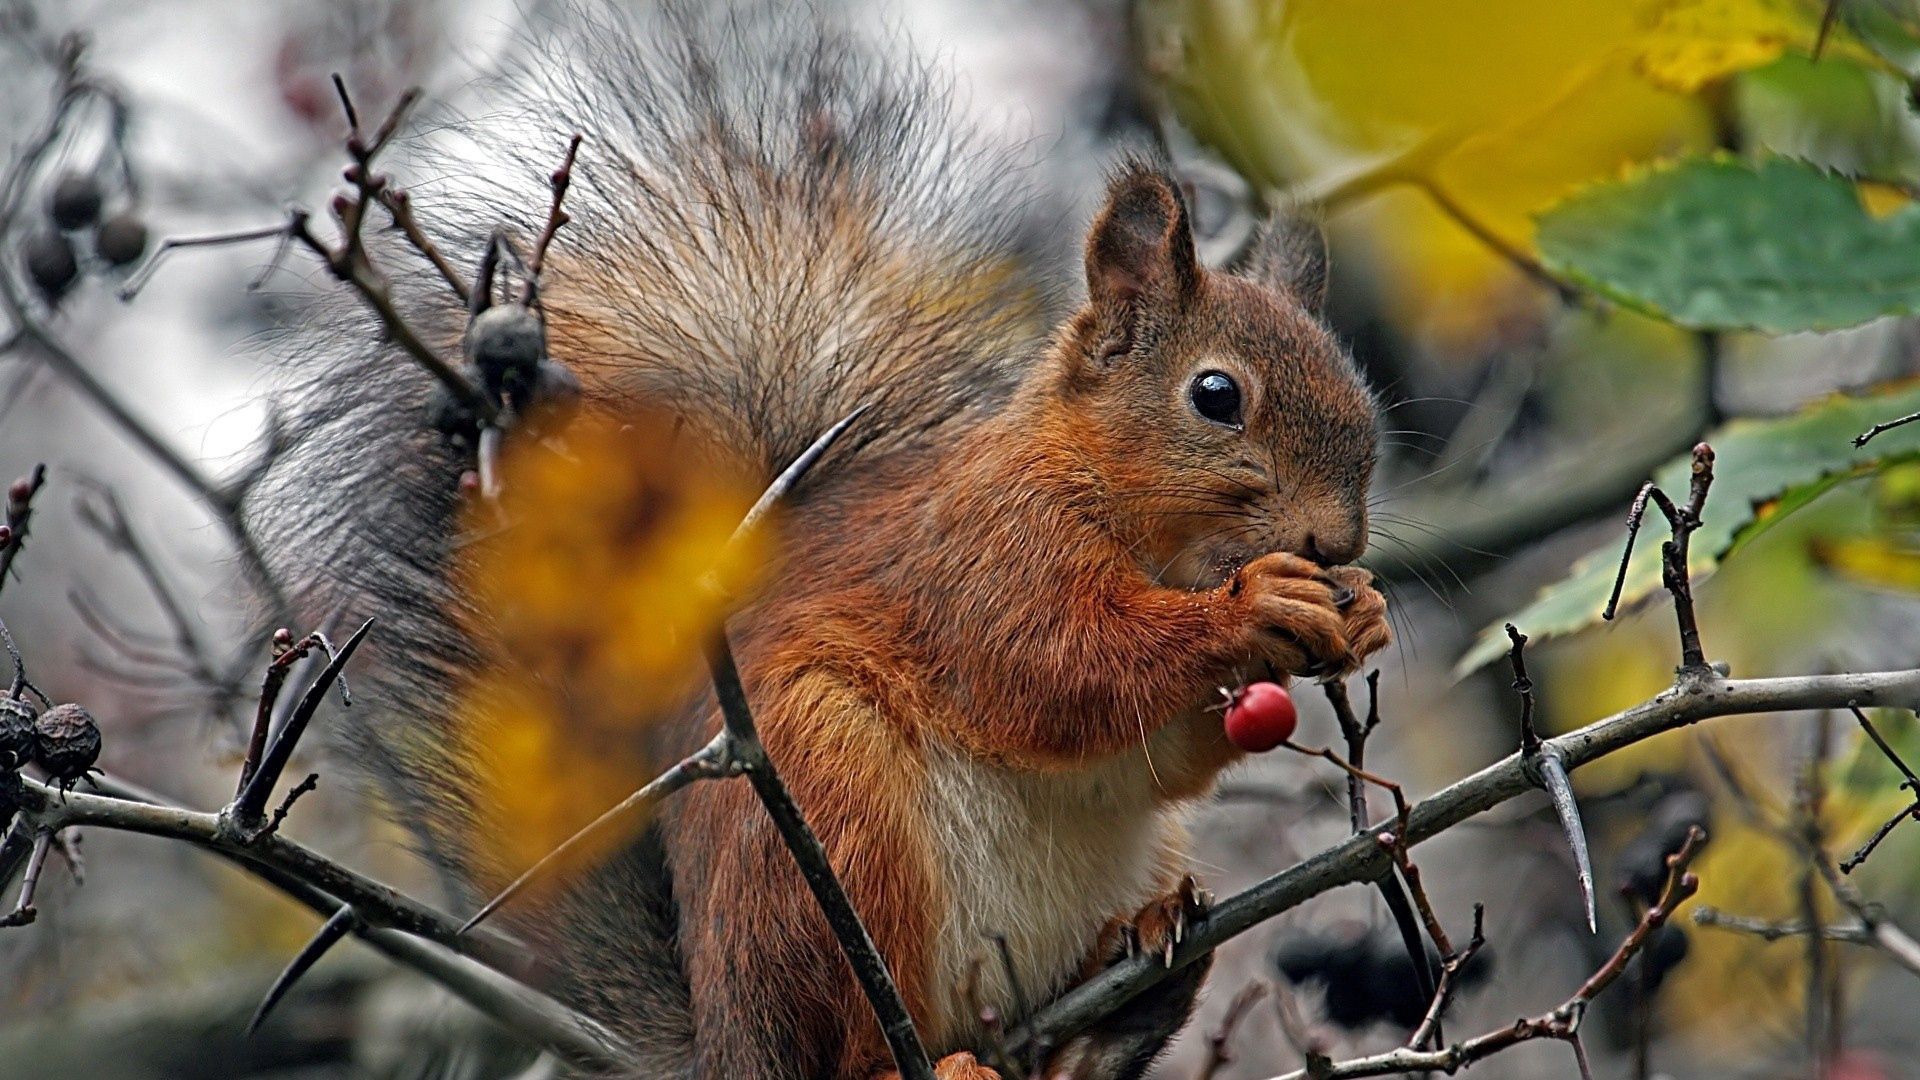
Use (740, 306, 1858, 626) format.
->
(253, 4, 1388, 1076)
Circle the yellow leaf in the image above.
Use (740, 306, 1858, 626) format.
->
(1860, 181, 1916, 219)
(1632, 0, 1881, 92)
(1142, 0, 1719, 349)
(1633, 0, 1796, 91)
(1813, 535, 1920, 592)
(453, 413, 764, 889)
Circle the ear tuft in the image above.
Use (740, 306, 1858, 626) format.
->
(1085, 161, 1199, 315)
(1236, 213, 1329, 317)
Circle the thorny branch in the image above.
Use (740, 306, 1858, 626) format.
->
(1507, 623, 1596, 932)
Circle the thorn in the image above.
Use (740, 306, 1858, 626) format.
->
(729, 404, 871, 551)
(1529, 746, 1596, 933)
(249, 905, 357, 1034)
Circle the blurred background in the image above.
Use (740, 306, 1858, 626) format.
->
(4, 1, 1920, 1077)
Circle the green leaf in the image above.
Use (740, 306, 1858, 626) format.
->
(1735, 54, 1920, 183)
(1535, 156, 1920, 333)
(1456, 381, 1920, 675)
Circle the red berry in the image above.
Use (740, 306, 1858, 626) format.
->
(1223, 681, 1297, 753)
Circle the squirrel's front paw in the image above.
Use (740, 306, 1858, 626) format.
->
(1230, 552, 1353, 676)
(1122, 875, 1211, 968)
(1324, 565, 1391, 667)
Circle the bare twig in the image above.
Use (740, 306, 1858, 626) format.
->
(1279, 734, 1458, 970)
(0, 613, 49, 705)
(1691, 907, 1872, 945)
(236, 854, 620, 1070)
(1602, 444, 1715, 673)
(228, 618, 372, 832)
(1810, 831, 1920, 980)
(10, 771, 531, 979)
(237, 629, 341, 797)
(73, 484, 234, 701)
(0, 72, 290, 619)
(1196, 982, 1267, 1080)
(1405, 903, 1486, 1052)
(0, 464, 46, 597)
(1840, 706, 1920, 872)
(1797, 710, 1836, 1072)
(377, 187, 470, 302)
(1855, 411, 1920, 448)
(0, 828, 52, 927)
(290, 80, 494, 421)
(1813, 0, 1843, 59)
(1321, 674, 1436, 1027)
(1603, 482, 1661, 622)
(1253, 829, 1704, 1080)
(1413, 175, 1580, 305)
(706, 633, 934, 1079)
(522, 133, 583, 302)
(259, 772, 319, 840)
(115, 222, 294, 300)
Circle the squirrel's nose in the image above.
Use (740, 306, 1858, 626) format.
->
(1304, 530, 1362, 568)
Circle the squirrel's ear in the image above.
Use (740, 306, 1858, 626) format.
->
(1085, 164, 1199, 322)
(1235, 214, 1329, 318)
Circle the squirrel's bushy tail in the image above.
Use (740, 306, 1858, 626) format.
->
(246, 1, 1062, 1063)
(524, 2, 1063, 475)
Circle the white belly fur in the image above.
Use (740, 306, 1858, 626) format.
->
(920, 742, 1194, 1048)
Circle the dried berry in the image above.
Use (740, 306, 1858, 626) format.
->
(22, 228, 78, 302)
(1274, 927, 1493, 1031)
(0, 697, 37, 771)
(34, 702, 101, 787)
(48, 172, 103, 230)
(518, 358, 583, 432)
(94, 212, 149, 266)
(1223, 680, 1296, 753)
(1618, 789, 1711, 905)
(426, 367, 486, 447)
(0, 769, 22, 819)
(466, 304, 546, 399)
(1638, 923, 1690, 994)
(6, 476, 31, 506)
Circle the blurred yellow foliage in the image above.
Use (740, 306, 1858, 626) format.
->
(1813, 535, 1920, 591)
(452, 413, 764, 889)
(1636, 0, 1815, 91)
(1666, 817, 1826, 1037)
(1141, 0, 1862, 348)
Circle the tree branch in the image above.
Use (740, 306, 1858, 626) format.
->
(1009, 666, 1920, 1052)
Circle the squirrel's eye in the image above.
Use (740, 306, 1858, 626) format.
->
(1189, 370, 1243, 428)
